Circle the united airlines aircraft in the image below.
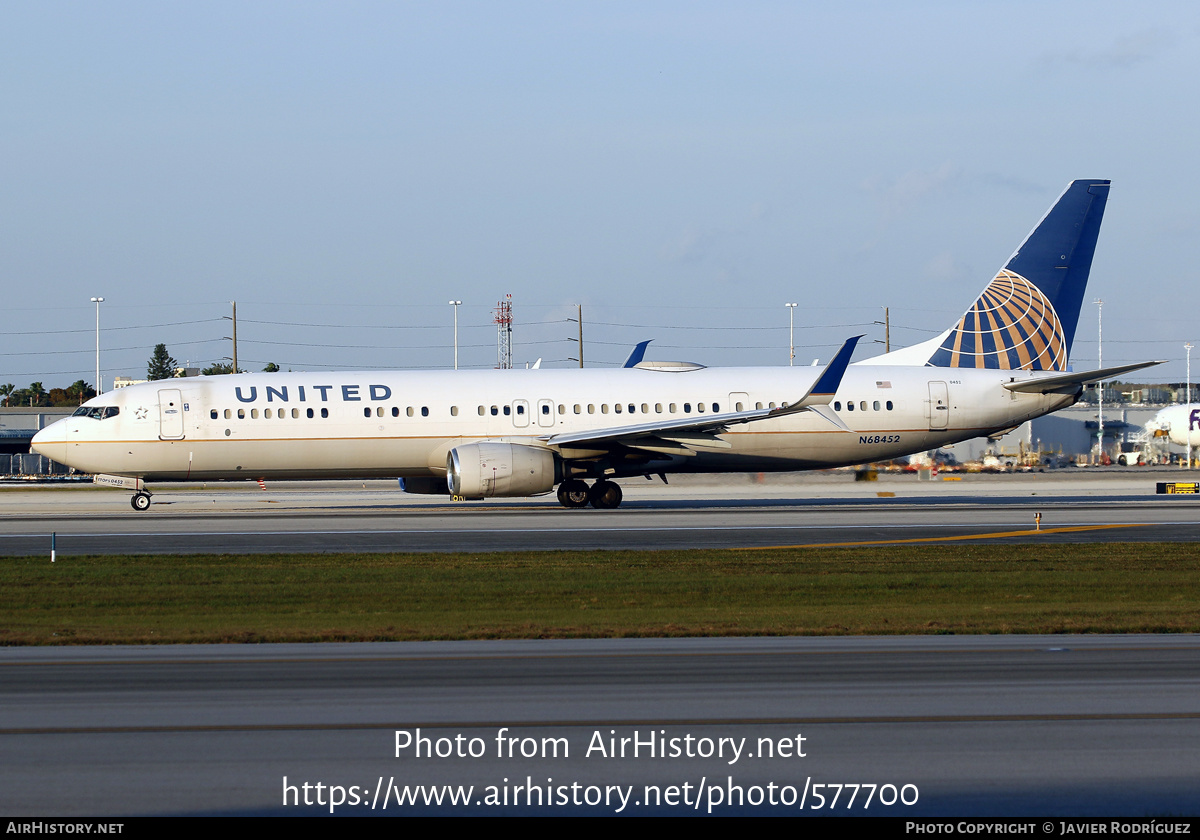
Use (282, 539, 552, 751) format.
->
(33, 179, 1159, 510)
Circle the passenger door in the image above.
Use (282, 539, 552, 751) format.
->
(927, 381, 949, 429)
(158, 389, 186, 440)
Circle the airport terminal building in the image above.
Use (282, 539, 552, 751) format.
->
(1, 408, 73, 476)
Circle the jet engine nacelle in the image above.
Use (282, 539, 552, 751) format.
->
(447, 442, 557, 499)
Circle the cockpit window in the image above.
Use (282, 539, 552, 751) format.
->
(73, 406, 119, 420)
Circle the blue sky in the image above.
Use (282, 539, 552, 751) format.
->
(3, 1, 1198, 387)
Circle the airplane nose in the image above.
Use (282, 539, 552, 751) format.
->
(31, 421, 67, 458)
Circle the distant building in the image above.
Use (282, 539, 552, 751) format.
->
(1077, 384, 1125, 404)
(1123, 387, 1173, 404)
(946, 404, 1166, 463)
(116, 369, 198, 389)
(0, 407, 73, 459)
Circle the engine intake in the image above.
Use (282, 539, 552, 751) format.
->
(447, 443, 557, 498)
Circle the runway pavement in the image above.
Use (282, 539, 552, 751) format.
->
(2, 469, 1199, 554)
(4, 473, 1199, 817)
(2, 635, 1198, 816)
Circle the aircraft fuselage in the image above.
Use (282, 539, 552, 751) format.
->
(32, 364, 1075, 485)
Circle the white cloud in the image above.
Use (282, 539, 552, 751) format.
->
(1041, 28, 1175, 69)
(923, 250, 965, 283)
(862, 161, 961, 223)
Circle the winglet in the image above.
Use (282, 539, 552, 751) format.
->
(623, 340, 654, 368)
(795, 335, 862, 407)
(761, 335, 861, 421)
(804, 335, 861, 401)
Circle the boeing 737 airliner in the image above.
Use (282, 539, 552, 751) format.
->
(32, 179, 1159, 510)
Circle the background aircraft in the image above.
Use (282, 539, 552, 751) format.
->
(1147, 405, 1200, 449)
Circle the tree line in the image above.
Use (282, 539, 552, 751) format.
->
(149, 344, 278, 376)
(1, 345, 279, 407)
(0, 381, 95, 408)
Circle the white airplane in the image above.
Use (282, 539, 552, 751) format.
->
(33, 179, 1160, 511)
(1147, 404, 1200, 448)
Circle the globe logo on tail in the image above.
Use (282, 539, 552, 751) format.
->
(928, 270, 1066, 371)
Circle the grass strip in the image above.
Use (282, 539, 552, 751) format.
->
(2, 543, 1197, 645)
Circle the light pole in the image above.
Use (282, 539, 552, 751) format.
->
(1187, 342, 1194, 469)
(449, 301, 461, 370)
(90, 296, 104, 394)
(785, 302, 797, 366)
(1094, 298, 1103, 462)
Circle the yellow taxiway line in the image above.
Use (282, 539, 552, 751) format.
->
(734, 522, 1146, 550)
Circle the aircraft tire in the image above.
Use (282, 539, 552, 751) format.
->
(557, 479, 590, 508)
(131, 492, 151, 512)
(588, 480, 623, 509)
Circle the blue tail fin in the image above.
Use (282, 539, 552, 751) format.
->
(926, 179, 1110, 371)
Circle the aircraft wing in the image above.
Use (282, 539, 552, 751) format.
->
(1003, 360, 1164, 394)
(542, 336, 862, 451)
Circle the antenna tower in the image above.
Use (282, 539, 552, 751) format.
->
(494, 294, 513, 369)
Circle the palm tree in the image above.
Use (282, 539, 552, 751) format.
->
(65, 381, 94, 404)
(27, 382, 48, 407)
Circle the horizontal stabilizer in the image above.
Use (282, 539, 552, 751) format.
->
(1003, 360, 1164, 394)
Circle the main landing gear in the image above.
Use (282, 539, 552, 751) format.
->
(556, 478, 623, 509)
(131, 491, 152, 511)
